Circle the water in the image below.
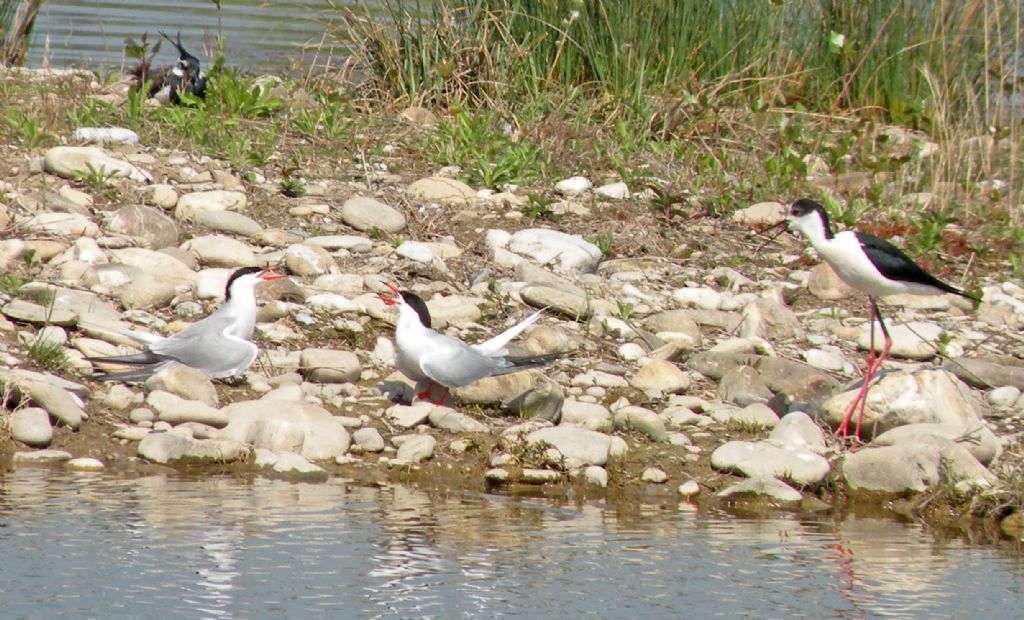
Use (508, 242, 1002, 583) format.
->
(0, 469, 1021, 619)
(25, 0, 351, 72)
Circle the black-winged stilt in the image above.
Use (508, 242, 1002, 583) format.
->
(783, 198, 979, 439)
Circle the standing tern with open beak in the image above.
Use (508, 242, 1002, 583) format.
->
(89, 266, 284, 383)
(378, 283, 558, 405)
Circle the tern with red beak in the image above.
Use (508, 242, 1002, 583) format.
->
(378, 283, 558, 405)
(89, 266, 284, 382)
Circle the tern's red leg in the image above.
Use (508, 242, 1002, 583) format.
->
(433, 386, 450, 406)
(416, 381, 436, 402)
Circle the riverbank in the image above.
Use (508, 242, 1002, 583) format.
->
(0, 65, 1021, 544)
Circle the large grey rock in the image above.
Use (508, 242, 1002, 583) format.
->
(219, 400, 351, 460)
(717, 365, 772, 406)
(612, 406, 667, 442)
(519, 284, 591, 320)
(2, 299, 77, 327)
(871, 423, 1001, 466)
(629, 359, 690, 396)
(145, 365, 219, 408)
(137, 433, 248, 464)
(147, 390, 227, 427)
(711, 440, 830, 485)
(428, 407, 488, 433)
(181, 235, 257, 268)
(196, 210, 263, 237)
(299, 349, 360, 383)
(841, 436, 996, 494)
(340, 195, 407, 232)
(386, 403, 434, 428)
(738, 297, 803, 341)
(109, 248, 197, 287)
(525, 426, 627, 468)
(285, 243, 337, 276)
(44, 146, 151, 182)
(395, 434, 436, 463)
(856, 321, 944, 360)
(23, 212, 99, 237)
(508, 229, 602, 273)
(560, 399, 612, 432)
(453, 372, 537, 405)
(717, 476, 803, 504)
(407, 177, 475, 204)
(9, 407, 54, 447)
(0, 369, 84, 429)
(106, 205, 179, 248)
(943, 355, 1024, 390)
(768, 411, 827, 454)
(175, 190, 247, 221)
(822, 369, 983, 438)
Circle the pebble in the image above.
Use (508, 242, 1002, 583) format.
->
(175, 190, 247, 221)
(106, 204, 179, 248)
(554, 176, 592, 195)
(340, 195, 407, 232)
(677, 480, 701, 497)
(641, 467, 668, 483)
(9, 407, 54, 447)
(407, 176, 476, 203)
(395, 434, 437, 463)
(508, 229, 602, 273)
(299, 349, 361, 383)
(44, 146, 151, 182)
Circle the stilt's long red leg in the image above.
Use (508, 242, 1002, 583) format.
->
(838, 297, 882, 439)
(853, 299, 892, 438)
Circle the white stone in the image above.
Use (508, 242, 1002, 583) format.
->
(711, 440, 830, 485)
(24, 212, 99, 237)
(9, 407, 54, 447)
(525, 426, 622, 468)
(396, 434, 436, 463)
(175, 190, 247, 221)
(395, 240, 437, 263)
(554, 176, 592, 195)
(594, 182, 629, 199)
(508, 229, 602, 273)
(672, 287, 722, 310)
(219, 400, 351, 460)
(44, 146, 151, 182)
(856, 320, 944, 360)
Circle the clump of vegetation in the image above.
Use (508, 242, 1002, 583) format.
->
(27, 338, 69, 372)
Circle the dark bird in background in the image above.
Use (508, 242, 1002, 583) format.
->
(130, 31, 207, 105)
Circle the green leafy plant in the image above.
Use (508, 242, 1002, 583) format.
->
(280, 176, 306, 198)
(0, 274, 25, 296)
(4, 109, 46, 148)
(73, 162, 118, 191)
(522, 192, 558, 223)
(27, 338, 69, 372)
(590, 231, 614, 257)
(615, 300, 635, 321)
(431, 112, 546, 189)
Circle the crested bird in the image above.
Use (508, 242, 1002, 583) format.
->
(89, 266, 283, 383)
(378, 283, 558, 405)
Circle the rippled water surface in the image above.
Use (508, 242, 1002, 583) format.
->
(0, 469, 1021, 619)
(26, 0, 352, 71)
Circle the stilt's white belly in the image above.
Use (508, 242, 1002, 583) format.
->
(818, 233, 935, 298)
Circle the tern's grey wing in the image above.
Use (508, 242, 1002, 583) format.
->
(419, 340, 507, 388)
(148, 314, 257, 376)
(472, 309, 542, 356)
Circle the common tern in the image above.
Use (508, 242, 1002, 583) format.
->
(89, 266, 284, 383)
(781, 198, 978, 439)
(378, 283, 558, 404)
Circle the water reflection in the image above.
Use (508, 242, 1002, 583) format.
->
(0, 468, 1021, 619)
(27, 0, 351, 71)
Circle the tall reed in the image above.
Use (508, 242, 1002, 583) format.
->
(1, 0, 43, 66)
